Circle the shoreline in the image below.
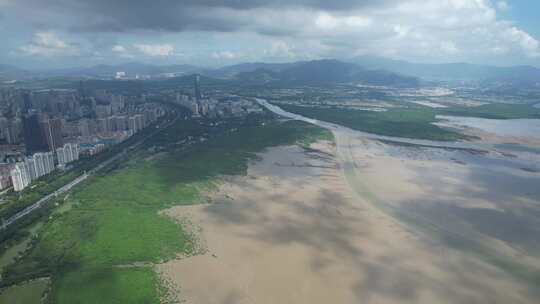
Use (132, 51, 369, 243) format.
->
(157, 139, 539, 303)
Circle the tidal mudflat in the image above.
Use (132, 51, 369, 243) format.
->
(158, 137, 539, 303)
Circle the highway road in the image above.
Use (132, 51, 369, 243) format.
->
(0, 110, 179, 230)
(1, 173, 89, 229)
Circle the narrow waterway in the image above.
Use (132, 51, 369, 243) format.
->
(257, 99, 490, 150)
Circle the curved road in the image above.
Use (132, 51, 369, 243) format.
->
(1, 110, 180, 230)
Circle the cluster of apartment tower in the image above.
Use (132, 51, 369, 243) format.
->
(0, 88, 167, 193)
(10, 143, 80, 192)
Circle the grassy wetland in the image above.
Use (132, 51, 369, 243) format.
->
(0, 116, 331, 304)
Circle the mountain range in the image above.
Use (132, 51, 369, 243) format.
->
(350, 56, 540, 87)
(228, 60, 419, 87)
(2, 57, 540, 89)
(0, 64, 28, 79)
(1, 60, 420, 87)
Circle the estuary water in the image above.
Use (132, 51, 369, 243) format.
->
(436, 115, 540, 140)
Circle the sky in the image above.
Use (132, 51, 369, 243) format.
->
(0, 0, 539, 69)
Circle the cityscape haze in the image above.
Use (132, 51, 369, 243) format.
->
(0, 1, 539, 304)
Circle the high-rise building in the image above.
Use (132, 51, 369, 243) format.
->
(0, 164, 13, 190)
(95, 104, 112, 118)
(135, 114, 145, 130)
(0, 117, 9, 143)
(33, 151, 55, 177)
(10, 150, 56, 191)
(56, 146, 66, 165)
(24, 157, 37, 180)
(56, 143, 79, 166)
(107, 116, 117, 132)
(11, 166, 25, 192)
(23, 111, 48, 155)
(65, 144, 74, 163)
(111, 96, 125, 114)
(97, 118, 108, 133)
(190, 102, 200, 117)
(128, 114, 145, 133)
(46, 152, 55, 173)
(194, 74, 202, 102)
(114, 116, 128, 131)
(42, 118, 63, 151)
(5, 118, 23, 144)
(33, 152, 46, 177)
(71, 144, 80, 162)
(143, 110, 157, 125)
(78, 119, 89, 137)
(10, 162, 31, 191)
(22, 92, 32, 111)
(128, 117, 137, 133)
(0, 176, 11, 190)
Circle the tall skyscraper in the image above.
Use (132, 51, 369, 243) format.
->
(194, 74, 202, 102)
(23, 111, 48, 155)
(42, 118, 63, 151)
(78, 80, 86, 99)
(22, 92, 32, 112)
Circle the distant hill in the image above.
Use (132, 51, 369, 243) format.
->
(73, 73, 229, 93)
(0, 64, 28, 80)
(59, 62, 418, 93)
(233, 68, 281, 85)
(58, 60, 419, 88)
(41, 62, 201, 78)
(350, 56, 540, 87)
(0, 64, 19, 72)
(232, 59, 419, 87)
(7, 58, 539, 89)
(208, 62, 297, 78)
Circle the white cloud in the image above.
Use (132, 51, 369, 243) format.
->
(211, 51, 240, 60)
(440, 41, 460, 55)
(315, 13, 339, 30)
(504, 27, 540, 58)
(20, 32, 79, 56)
(7, 0, 540, 65)
(111, 44, 135, 58)
(111, 45, 126, 53)
(266, 41, 297, 58)
(314, 13, 371, 31)
(496, 1, 509, 11)
(252, 0, 538, 62)
(133, 43, 174, 56)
